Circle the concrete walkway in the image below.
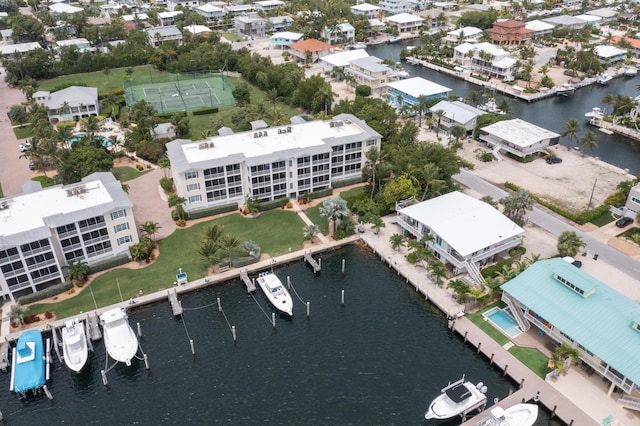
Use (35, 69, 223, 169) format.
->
(126, 167, 176, 241)
(290, 200, 330, 245)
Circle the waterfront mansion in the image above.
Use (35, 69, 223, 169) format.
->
(0, 173, 138, 302)
(166, 114, 381, 213)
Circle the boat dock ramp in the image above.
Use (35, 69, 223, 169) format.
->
(168, 289, 183, 316)
(239, 269, 256, 292)
(0, 341, 8, 372)
(304, 251, 321, 273)
(87, 313, 102, 341)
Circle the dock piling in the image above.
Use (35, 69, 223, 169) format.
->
(341, 290, 345, 306)
(306, 302, 310, 318)
(190, 339, 195, 356)
(43, 384, 53, 400)
(143, 353, 150, 370)
(503, 364, 509, 377)
(272, 313, 276, 329)
(232, 326, 237, 344)
(218, 297, 222, 313)
(341, 259, 345, 274)
(136, 322, 142, 338)
(101, 370, 108, 387)
(489, 353, 494, 365)
(476, 341, 481, 354)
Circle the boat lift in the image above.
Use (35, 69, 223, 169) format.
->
(9, 337, 53, 400)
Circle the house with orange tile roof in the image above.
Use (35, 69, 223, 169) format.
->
(288, 39, 335, 64)
(611, 36, 640, 58)
(486, 19, 533, 46)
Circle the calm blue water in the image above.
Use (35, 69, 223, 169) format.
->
(368, 41, 640, 175)
(0, 246, 563, 424)
(484, 308, 521, 338)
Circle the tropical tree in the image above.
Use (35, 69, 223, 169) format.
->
(578, 130, 598, 156)
(420, 162, 442, 201)
(244, 196, 260, 216)
(562, 118, 581, 150)
(64, 260, 90, 286)
(205, 224, 224, 244)
(433, 109, 446, 135)
(241, 240, 260, 256)
(168, 193, 187, 221)
(139, 220, 162, 243)
(170, 112, 190, 137)
(303, 224, 320, 242)
(319, 196, 350, 234)
(365, 146, 381, 200)
(158, 157, 171, 178)
(10, 305, 28, 327)
(389, 233, 405, 251)
(480, 195, 498, 208)
(557, 231, 586, 257)
(428, 260, 448, 286)
(219, 233, 241, 265)
(416, 94, 429, 127)
(450, 125, 467, 145)
(500, 189, 534, 224)
(83, 115, 101, 145)
(364, 213, 385, 235)
(465, 287, 491, 307)
(198, 240, 220, 268)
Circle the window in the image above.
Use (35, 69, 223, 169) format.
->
(188, 195, 202, 203)
(114, 223, 130, 233)
(117, 235, 132, 246)
(0, 247, 19, 260)
(187, 183, 200, 192)
(110, 210, 127, 220)
(56, 224, 77, 235)
(185, 171, 198, 180)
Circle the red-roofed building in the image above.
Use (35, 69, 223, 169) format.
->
(486, 20, 533, 46)
(611, 36, 640, 58)
(288, 38, 335, 64)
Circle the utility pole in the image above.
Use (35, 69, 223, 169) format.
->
(587, 178, 597, 211)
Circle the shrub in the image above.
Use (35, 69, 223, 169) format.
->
(44, 311, 54, 319)
(355, 85, 371, 97)
(160, 176, 174, 193)
(256, 197, 288, 212)
(176, 219, 187, 227)
(129, 237, 154, 261)
(332, 176, 364, 189)
(188, 202, 238, 219)
(88, 252, 131, 274)
(17, 281, 73, 305)
(136, 164, 144, 171)
(481, 260, 512, 279)
(479, 152, 494, 162)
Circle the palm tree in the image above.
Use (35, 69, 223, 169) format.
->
(557, 231, 586, 257)
(433, 109, 445, 135)
(139, 220, 162, 243)
(428, 260, 448, 286)
(562, 118, 581, 150)
(465, 287, 491, 308)
(416, 94, 429, 127)
(241, 240, 260, 256)
(168, 193, 187, 221)
(450, 125, 467, 146)
(84, 115, 101, 145)
(244, 196, 260, 216)
(10, 305, 28, 327)
(420, 162, 442, 201)
(366, 146, 382, 200)
(205, 224, 224, 244)
(64, 260, 90, 286)
(198, 240, 220, 268)
(578, 130, 598, 156)
(497, 98, 510, 115)
(270, 106, 285, 125)
(158, 158, 171, 178)
(219, 233, 241, 266)
(389, 233, 405, 251)
(500, 189, 534, 223)
(303, 224, 320, 242)
(319, 196, 350, 234)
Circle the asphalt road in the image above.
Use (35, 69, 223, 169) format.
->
(454, 169, 640, 278)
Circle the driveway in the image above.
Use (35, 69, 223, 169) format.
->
(126, 167, 176, 241)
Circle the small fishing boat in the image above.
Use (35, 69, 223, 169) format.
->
(477, 98, 504, 115)
(625, 67, 637, 77)
(256, 272, 293, 316)
(387, 36, 402, 44)
(61, 318, 89, 373)
(100, 308, 138, 366)
(424, 375, 488, 420)
(476, 403, 539, 426)
(555, 83, 574, 96)
(584, 107, 604, 121)
(10, 330, 46, 395)
(596, 72, 613, 85)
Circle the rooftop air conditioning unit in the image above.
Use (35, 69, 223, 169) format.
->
(330, 122, 335, 128)
(263, 130, 268, 136)
(287, 127, 291, 132)
(254, 132, 259, 138)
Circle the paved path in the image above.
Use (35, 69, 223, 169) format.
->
(290, 200, 330, 245)
(126, 167, 176, 241)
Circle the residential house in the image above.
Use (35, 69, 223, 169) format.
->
(288, 39, 334, 64)
(235, 13, 266, 38)
(167, 0, 198, 11)
(611, 36, 640, 58)
(0, 42, 42, 59)
(165, 114, 382, 212)
(323, 22, 355, 45)
(395, 191, 524, 276)
(441, 26, 483, 47)
(479, 118, 561, 158)
(33, 86, 99, 123)
(269, 31, 303, 49)
(0, 29, 12, 44)
(384, 13, 423, 33)
(594, 45, 626, 65)
(386, 77, 451, 108)
(254, 0, 285, 12)
(350, 3, 381, 19)
(428, 100, 486, 134)
(196, 4, 225, 22)
(99, 2, 122, 17)
(145, 26, 183, 46)
(486, 19, 534, 46)
(623, 183, 640, 218)
(122, 13, 150, 31)
(345, 56, 400, 95)
(421, 9, 448, 33)
(55, 38, 94, 53)
(585, 7, 617, 24)
(158, 11, 183, 26)
(319, 49, 369, 73)
(49, 3, 84, 15)
(501, 258, 640, 395)
(454, 42, 517, 80)
(574, 14, 601, 27)
(225, 4, 255, 17)
(265, 16, 294, 33)
(525, 20, 555, 38)
(368, 18, 387, 35)
(184, 25, 212, 36)
(378, 0, 412, 14)
(0, 173, 139, 303)
(541, 15, 587, 29)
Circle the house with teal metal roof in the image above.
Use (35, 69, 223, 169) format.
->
(501, 258, 640, 396)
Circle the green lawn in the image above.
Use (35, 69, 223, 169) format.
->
(466, 302, 510, 346)
(31, 175, 56, 188)
(304, 204, 329, 235)
(508, 346, 551, 378)
(112, 166, 150, 182)
(13, 124, 33, 140)
(29, 210, 307, 318)
(590, 211, 616, 227)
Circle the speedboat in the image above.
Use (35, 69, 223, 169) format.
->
(10, 329, 46, 395)
(256, 272, 293, 316)
(585, 107, 604, 121)
(61, 318, 89, 373)
(476, 403, 539, 426)
(424, 375, 488, 420)
(555, 83, 574, 96)
(625, 67, 637, 77)
(388, 36, 402, 44)
(477, 99, 504, 115)
(100, 308, 138, 366)
(596, 73, 612, 85)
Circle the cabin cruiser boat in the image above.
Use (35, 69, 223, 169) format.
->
(596, 73, 613, 85)
(625, 67, 637, 77)
(100, 308, 138, 366)
(476, 403, 539, 426)
(62, 318, 89, 373)
(256, 272, 293, 316)
(585, 107, 604, 121)
(555, 83, 574, 96)
(477, 99, 504, 115)
(424, 375, 488, 420)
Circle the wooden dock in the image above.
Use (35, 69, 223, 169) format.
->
(86, 312, 102, 341)
(0, 341, 8, 372)
(304, 251, 321, 273)
(168, 289, 183, 316)
(239, 269, 255, 292)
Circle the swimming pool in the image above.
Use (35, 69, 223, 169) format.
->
(68, 133, 113, 147)
(484, 307, 522, 338)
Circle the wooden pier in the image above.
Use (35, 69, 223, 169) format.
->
(86, 312, 102, 341)
(304, 251, 321, 273)
(239, 269, 256, 292)
(168, 289, 183, 316)
(0, 341, 8, 372)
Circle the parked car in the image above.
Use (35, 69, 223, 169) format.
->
(615, 217, 634, 228)
(546, 156, 562, 164)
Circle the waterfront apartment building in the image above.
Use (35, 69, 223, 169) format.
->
(166, 114, 381, 213)
(0, 173, 138, 302)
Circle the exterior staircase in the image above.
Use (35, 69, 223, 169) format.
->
(502, 293, 530, 332)
(618, 395, 640, 411)
(491, 143, 504, 161)
(463, 261, 486, 287)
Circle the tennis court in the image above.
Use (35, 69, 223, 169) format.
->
(124, 71, 235, 113)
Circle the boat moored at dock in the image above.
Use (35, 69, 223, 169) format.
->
(625, 67, 637, 77)
(424, 375, 487, 421)
(596, 72, 613, 85)
(256, 272, 293, 316)
(61, 318, 89, 373)
(100, 308, 139, 366)
(10, 330, 49, 397)
(476, 403, 539, 426)
(585, 107, 604, 121)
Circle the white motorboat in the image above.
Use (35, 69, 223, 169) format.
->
(477, 99, 504, 115)
(100, 308, 138, 366)
(555, 83, 574, 96)
(596, 72, 613, 85)
(625, 67, 637, 77)
(256, 272, 293, 316)
(61, 318, 89, 373)
(424, 375, 488, 420)
(476, 403, 539, 426)
(585, 107, 604, 121)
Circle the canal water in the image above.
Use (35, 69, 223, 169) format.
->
(0, 246, 563, 424)
(368, 41, 640, 176)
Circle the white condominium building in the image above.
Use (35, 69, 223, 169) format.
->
(0, 173, 138, 302)
(166, 114, 382, 213)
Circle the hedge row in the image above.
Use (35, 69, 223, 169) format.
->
(192, 107, 219, 116)
(257, 197, 288, 212)
(332, 176, 364, 189)
(230, 248, 261, 268)
(480, 260, 512, 279)
(305, 188, 333, 201)
(18, 281, 73, 305)
(503, 181, 608, 225)
(189, 202, 238, 219)
(88, 252, 131, 275)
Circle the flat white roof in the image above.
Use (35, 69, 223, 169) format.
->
(429, 100, 485, 124)
(158, 11, 183, 18)
(49, 3, 83, 13)
(255, 0, 284, 6)
(385, 13, 423, 24)
(387, 77, 451, 98)
(525, 19, 555, 31)
(575, 14, 602, 22)
(270, 32, 303, 40)
(594, 45, 625, 58)
(398, 192, 524, 257)
(447, 26, 482, 37)
(351, 3, 381, 11)
(481, 118, 560, 148)
(197, 4, 223, 12)
(321, 49, 369, 67)
(0, 42, 41, 55)
(185, 25, 211, 34)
